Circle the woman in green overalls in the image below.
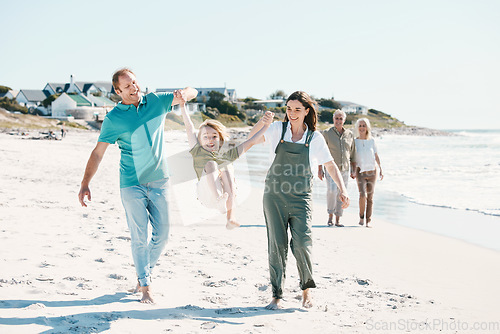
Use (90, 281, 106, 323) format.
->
(249, 91, 350, 309)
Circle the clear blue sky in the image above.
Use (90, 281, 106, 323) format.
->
(1, 0, 499, 129)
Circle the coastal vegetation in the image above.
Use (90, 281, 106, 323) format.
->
(316, 108, 405, 131)
(0, 108, 87, 131)
(0, 97, 28, 114)
(0, 85, 29, 114)
(0, 85, 11, 94)
(42, 94, 61, 108)
(203, 91, 246, 121)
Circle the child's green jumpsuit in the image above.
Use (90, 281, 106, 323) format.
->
(263, 122, 316, 299)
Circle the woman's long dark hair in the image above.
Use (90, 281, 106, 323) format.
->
(284, 91, 317, 131)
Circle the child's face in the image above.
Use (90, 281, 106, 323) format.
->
(199, 126, 220, 152)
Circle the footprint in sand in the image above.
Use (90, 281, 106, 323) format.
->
(356, 279, 370, 286)
(215, 307, 243, 314)
(108, 274, 127, 280)
(25, 303, 46, 310)
(203, 296, 228, 305)
(76, 283, 93, 290)
(178, 305, 204, 310)
(203, 280, 231, 287)
(35, 276, 54, 282)
(63, 276, 91, 282)
(40, 262, 54, 268)
(200, 322, 217, 330)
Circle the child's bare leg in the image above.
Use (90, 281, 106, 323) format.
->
(220, 168, 239, 229)
(204, 161, 224, 198)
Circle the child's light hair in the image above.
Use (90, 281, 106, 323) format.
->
(198, 119, 229, 146)
(355, 118, 372, 139)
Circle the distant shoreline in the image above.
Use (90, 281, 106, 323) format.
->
(225, 125, 454, 144)
(371, 126, 454, 137)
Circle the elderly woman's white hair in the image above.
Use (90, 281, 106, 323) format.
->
(355, 118, 372, 139)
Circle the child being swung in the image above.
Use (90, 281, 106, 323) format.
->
(180, 103, 273, 229)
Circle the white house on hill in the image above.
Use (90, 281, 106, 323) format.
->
(76, 81, 115, 97)
(254, 99, 286, 109)
(44, 76, 115, 98)
(0, 90, 18, 99)
(52, 93, 114, 120)
(157, 87, 238, 103)
(44, 82, 78, 95)
(337, 101, 368, 115)
(16, 89, 50, 109)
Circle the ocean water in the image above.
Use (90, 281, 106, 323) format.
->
(234, 129, 500, 251)
(377, 129, 500, 217)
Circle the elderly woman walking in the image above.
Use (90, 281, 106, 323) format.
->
(353, 118, 383, 227)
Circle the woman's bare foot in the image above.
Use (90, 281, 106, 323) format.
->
(302, 289, 313, 308)
(140, 285, 154, 304)
(265, 298, 282, 310)
(359, 218, 364, 226)
(226, 220, 240, 230)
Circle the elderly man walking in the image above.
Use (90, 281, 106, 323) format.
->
(318, 109, 356, 226)
(78, 68, 197, 303)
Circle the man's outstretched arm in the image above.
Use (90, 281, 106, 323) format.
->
(78, 142, 110, 207)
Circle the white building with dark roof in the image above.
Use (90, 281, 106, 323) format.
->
(16, 89, 50, 108)
(44, 76, 115, 97)
(254, 99, 286, 109)
(156, 87, 237, 103)
(52, 93, 114, 120)
(75, 81, 115, 96)
(337, 101, 368, 115)
(0, 90, 18, 99)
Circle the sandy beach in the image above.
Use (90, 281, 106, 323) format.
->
(0, 130, 499, 334)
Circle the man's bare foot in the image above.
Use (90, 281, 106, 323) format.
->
(128, 281, 140, 293)
(302, 289, 313, 308)
(140, 285, 154, 304)
(226, 220, 240, 230)
(359, 218, 364, 226)
(265, 298, 282, 310)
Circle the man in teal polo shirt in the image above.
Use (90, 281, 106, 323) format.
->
(78, 68, 197, 303)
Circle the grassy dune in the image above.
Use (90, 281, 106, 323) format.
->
(0, 108, 87, 131)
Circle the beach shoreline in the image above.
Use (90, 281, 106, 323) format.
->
(0, 131, 499, 333)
